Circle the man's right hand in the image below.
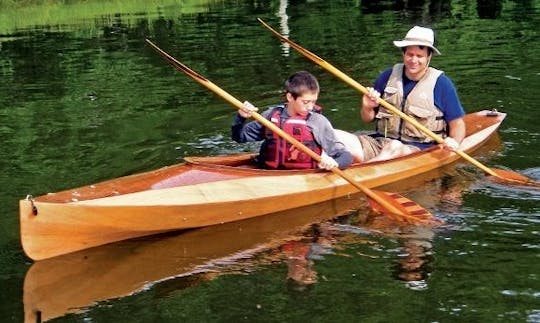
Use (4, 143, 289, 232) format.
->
(360, 87, 381, 123)
(362, 87, 381, 110)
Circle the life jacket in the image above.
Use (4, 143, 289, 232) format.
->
(264, 106, 321, 169)
(375, 64, 447, 144)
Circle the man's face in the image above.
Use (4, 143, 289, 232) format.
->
(402, 46, 431, 80)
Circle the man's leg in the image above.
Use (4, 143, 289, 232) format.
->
(334, 129, 365, 163)
(368, 139, 419, 162)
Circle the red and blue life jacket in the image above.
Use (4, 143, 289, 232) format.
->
(264, 108, 322, 169)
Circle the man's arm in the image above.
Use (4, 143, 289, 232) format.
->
(434, 75, 466, 149)
(361, 88, 381, 123)
(360, 68, 392, 123)
(448, 117, 466, 144)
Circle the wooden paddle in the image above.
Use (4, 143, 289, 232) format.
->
(258, 18, 539, 188)
(145, 39, 440, 225)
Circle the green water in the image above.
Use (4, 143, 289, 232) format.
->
(1, 0, 539, 322)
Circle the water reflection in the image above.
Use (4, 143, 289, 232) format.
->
(277, 0, 290, 56)
(282, 240, 318, 289)
(437, 175, 465, 210)
(281, 223, 336, 290)
(352, 212, 436, 290)
(393, 227, 435, 290)
(23, 197, 362, 322)
(352, 168, 482, 290)
(360, 0, 452, 21)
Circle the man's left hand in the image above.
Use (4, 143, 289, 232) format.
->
(443, 137, 460, 151)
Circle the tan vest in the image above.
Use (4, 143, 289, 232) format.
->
(375, 64, 447, 143)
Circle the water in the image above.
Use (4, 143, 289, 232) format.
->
(1, 0, 539, 322)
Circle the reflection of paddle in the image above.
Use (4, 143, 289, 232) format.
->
(145, 39, 439, 224)
(258, 18, 539, 188)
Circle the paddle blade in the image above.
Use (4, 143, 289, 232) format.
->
(367, 190, 443, 226)
(489, 169, 540, 188)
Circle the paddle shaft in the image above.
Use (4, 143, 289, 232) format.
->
(145, 39, 406, 216)
(257, 18, 501, 178)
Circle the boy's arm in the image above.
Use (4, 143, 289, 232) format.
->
(313, 116, 353, 168)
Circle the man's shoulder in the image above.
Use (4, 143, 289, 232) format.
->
(379, 67, 394, 79)
(434, 73, 457, 90)
(374, 67, 394, 90)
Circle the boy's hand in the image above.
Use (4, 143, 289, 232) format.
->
(239, 101, 258, 118)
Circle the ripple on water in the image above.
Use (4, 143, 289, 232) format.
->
(527, 310, 540, 323)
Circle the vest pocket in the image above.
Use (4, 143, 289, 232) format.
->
(375, 109, 399, 138)
(384, 86, 398, 96)
(402, 105, 436, 140)
(376, 86, 401, 138)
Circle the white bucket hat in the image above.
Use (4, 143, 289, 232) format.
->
(393, 26, 441, 55)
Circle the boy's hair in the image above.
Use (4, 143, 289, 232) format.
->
(284, 71, 320, 99)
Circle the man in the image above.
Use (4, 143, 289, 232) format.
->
(358, 25, 466, 162)
(231, 71, 352, 170)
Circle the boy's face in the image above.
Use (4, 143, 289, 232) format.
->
(286, 91, 319, 117)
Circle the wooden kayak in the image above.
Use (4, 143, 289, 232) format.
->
(19, 110, 506, 261)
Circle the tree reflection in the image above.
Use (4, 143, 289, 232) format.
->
(361, 0, 451, 22)
(477, 0, 503, 19)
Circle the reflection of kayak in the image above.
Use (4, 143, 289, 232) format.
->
(23, 197, 362, 322)
(19, 110, 506, 261)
